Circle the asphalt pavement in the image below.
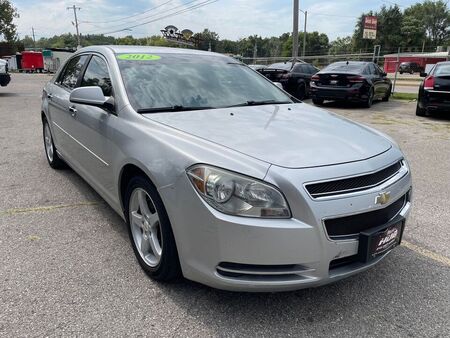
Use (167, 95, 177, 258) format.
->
(0, 73, 449, 337)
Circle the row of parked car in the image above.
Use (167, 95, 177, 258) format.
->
(250, 60, 392, 108)
(250, 60, 450, 116)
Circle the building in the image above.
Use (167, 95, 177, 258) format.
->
(383, 51, 449, 73)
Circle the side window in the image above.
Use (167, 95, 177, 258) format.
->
(60, 55, 89, 90)
(293, 64, 303, 73)
(309, 65, 319, 74)
(81, 55, 112, 97)
(368, 64, 377, 75)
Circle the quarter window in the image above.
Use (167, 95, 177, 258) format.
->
(60, 55, 89, 90)
(81, 55, 112, 96)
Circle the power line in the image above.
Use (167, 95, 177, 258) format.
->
(82, 0, 174, 24)
(85, 0, 201, 34)
(94, 0, 219, 36)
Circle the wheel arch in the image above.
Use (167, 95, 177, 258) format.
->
(118, 162, 158, 215)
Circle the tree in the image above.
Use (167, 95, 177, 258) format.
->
(329, 36, 353, 55)
(281, 31, 330, 57)
(404, 0, 449, 47)
(0, 0, 19, 42)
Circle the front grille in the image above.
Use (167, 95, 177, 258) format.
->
(324, 193, 407, 239)
(305, 161, 402, 198)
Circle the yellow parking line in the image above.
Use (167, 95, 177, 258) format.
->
(402, 240, 450, 266)
(0, 201, 100, 216)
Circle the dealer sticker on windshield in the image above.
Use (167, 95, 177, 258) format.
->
(116, 54, 161, 61)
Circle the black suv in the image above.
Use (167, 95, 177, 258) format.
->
(258, 62, 319, 100)
(399, 62, 424, 74)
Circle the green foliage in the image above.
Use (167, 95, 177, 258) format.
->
(0, 0, 19, 42)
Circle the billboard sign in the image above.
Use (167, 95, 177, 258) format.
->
(363, 16, 377, 40)
(161, 25, 200, 47)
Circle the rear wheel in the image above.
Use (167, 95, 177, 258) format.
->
(415, 102, 426, 117)
(312, 98, 324, 105)
(43, 119, 66, 169)
(125, 176, 181, 281)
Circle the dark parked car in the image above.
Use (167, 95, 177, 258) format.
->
(258, 61, 319, 100)
(416, 61, 450, 116)
(310, 61, 392, 108)
(399, 62, 423, 74)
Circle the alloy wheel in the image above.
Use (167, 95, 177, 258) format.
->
(129, 188, 163, 267)
(44, 123, 54, 162)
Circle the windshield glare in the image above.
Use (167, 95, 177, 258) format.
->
(117, 54, 292, 111)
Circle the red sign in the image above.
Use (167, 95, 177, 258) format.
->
(364, 16, 378, 30)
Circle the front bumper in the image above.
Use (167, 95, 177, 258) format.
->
(0, 73, 11, 87)
(159, 148, 412, 292)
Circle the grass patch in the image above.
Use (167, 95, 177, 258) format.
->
(391, 92, 418, 100)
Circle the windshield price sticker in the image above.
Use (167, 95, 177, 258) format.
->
(117, 54, 161, 61)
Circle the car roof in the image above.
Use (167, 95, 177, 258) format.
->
(76, 45, 227, 58)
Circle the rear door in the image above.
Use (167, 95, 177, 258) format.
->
(430, 63, 450, 104)
(47, 55, 89, 163)
(368, 63, 386, 98)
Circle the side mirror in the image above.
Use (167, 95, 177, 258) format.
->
(273, 82, 284, 89)
(420, 72, 427, 77)
(70, 86, 109, 108)
(381, 72, 387, 77)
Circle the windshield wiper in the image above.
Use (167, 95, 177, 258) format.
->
(225, 100, 292, 108)
(137, 105, 214, 114)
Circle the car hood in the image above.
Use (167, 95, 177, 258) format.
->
(144, 103, 392, 168)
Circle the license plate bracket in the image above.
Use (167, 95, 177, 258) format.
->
(358, 216, 405, 263)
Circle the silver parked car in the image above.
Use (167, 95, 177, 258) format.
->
(41, 46, 412, 292)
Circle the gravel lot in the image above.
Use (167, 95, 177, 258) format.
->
(1, 73, 449, 337)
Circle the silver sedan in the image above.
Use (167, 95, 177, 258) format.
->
(41, 46, 412, 292)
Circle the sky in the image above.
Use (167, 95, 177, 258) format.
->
(12, 0, 421, 42)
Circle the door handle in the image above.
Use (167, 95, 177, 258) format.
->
(68, 106, 77, 117)
(47, 93, 53, 99)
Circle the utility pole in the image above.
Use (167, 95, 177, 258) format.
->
(67, 5, 81, 48)
(302, 11, 307, 57)
(292, 0, 299, 61)
(31, 27, 36, 48)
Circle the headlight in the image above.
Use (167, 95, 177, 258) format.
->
(186, 165, 291, 218)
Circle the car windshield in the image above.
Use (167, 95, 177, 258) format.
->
(323, 62, 365, 72)
(116, 53, 292, 111)
(434, 64, 450, 76)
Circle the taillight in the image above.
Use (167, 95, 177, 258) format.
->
(311, 75, 319, 81)
(347, 76, 365, 83)
(424, 76, 434, 90)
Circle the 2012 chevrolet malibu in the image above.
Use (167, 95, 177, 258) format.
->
(41, 46, 412, 292)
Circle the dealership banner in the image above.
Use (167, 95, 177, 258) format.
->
(363, 16, 377, 39)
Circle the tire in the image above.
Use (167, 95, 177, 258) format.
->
(415, 102, 426, 117)
(312, 98, 324, 105)
(363, 88, 374, 108)
(382, 86, 391, 102)
(295, 83, 306, 100)
(124, 176, 181, 282)
(43, 119, 66, 169)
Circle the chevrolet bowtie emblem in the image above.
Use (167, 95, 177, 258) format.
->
(375, 191, 391, 205)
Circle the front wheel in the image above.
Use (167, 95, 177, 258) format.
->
(295, 83, 306, 100)
(382, 86, 391, 102)
(312, 98, 324, 105)
(363, 88, 374, 108)
(43, 119, 66, 169)
(125, 176, 181, 281)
